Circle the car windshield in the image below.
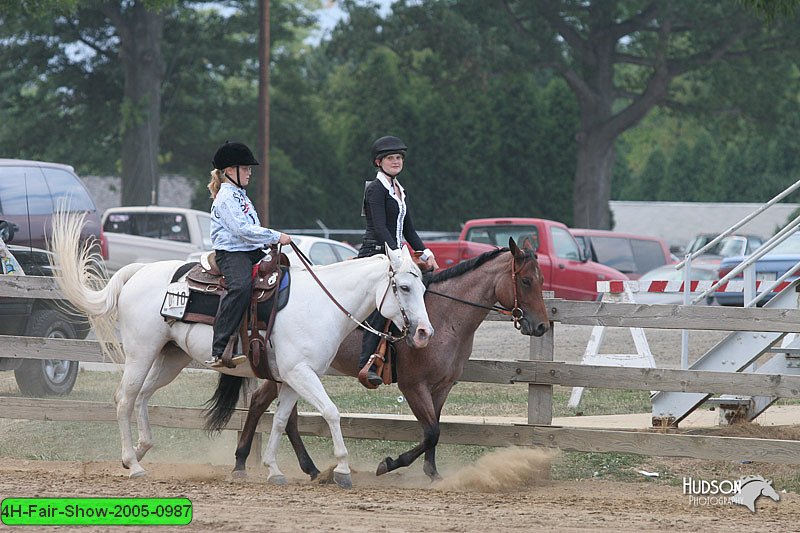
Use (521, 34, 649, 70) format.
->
(640, 266, 717, 282)
(766, 233, 800, 255)
(690, 235, 748, 257)
(464, 225, 539, 251)
(713, 237, 746, 257)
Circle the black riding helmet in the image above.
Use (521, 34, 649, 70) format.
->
(371, 136, 407, 166)
(213, 141, 259, 170)
(213, 141, 259, 188)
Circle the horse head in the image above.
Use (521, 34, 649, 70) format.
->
(501, 237, 549, 337)
(743, 475, 781, 502)
(384, 245, 434, 348)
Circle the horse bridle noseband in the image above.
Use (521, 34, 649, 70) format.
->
(288, 241, 413, 342)
(426, 250, 529, 330)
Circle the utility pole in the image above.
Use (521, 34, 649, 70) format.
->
(256, 0, 270, 225)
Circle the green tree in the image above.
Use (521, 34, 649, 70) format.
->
(661, 140, 695, 200)
(635, 149, 668, 201)
(485, 0, 797, 228)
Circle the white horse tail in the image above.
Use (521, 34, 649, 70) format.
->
(50, 210, 146, 363)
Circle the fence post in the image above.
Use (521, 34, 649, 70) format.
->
(527, 322, 554, 425)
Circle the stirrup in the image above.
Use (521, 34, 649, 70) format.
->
(229, 355, 248, 366)
(358, 353, 384, 389)
(206, 355, 247, 368)
(366, 369, 383, 387)
(205, 356, 223, 368)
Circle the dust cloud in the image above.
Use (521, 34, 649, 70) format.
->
(435, 446, 557, 492)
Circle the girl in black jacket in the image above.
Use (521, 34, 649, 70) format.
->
(357, 136, 438, 387)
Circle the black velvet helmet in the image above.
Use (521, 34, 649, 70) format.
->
(212, 141, 259, 170)
(371, 136, 407, 165)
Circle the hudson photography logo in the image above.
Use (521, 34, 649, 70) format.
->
(683, 475, 780, 513)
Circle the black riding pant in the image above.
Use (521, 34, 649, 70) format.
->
(359, 309, 386, 370)
(211, 249, 264, 358)
(357, 244, 389, 371)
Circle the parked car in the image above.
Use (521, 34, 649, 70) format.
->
(0, 220, 89, 396)
(102, 206, 212, 274)
(0, 158, 105, 253)
(281, 235, 357, 265)
(714, 231, 800, 306)
(570, 229, 673, 280)
(449, 217, 628, 300)
(188, 235, 358, 266)
(633, 263, 719, 305)
(685, 233, 764, 265)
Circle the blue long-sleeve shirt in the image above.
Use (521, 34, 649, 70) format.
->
(210, 183, 280, 251)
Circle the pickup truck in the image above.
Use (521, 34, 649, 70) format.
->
(102, 206, 212, 274)
(422, 239, 497, 270)
(428, 217, 628, 300)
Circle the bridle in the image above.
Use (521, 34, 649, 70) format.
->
(426, 250, 531, 330)
(288, 242, 413, 342)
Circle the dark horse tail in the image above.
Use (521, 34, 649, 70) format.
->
(204, 373, 245, 434)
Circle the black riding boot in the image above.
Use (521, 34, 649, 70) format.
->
(359, 310, 384, 387)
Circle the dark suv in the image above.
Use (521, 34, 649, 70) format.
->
(0, 159, 103, 396)
(0, 159, 104, 250)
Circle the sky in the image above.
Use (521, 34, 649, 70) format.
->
(311, 0, 395, 42)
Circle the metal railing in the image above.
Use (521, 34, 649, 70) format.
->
(672, 177, 800, 367)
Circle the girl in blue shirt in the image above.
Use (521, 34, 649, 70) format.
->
(205, 141, 291, 367)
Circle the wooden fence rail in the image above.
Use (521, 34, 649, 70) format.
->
(3, 276, 800, 465)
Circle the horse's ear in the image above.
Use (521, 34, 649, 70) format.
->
(509, 237, 521, 256)
(386, 243, 402, 268)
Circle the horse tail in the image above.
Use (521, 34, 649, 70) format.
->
(204, 373, 246, 434)
(50, 209, 146, 363)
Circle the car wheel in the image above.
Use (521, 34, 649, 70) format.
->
(14, 309, 79, 397)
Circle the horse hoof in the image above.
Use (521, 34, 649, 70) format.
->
(269, 475, 287, 486)
(231, 469, 247, 479)
(129, 468, 146, 479)
(333, 471, 352, 489)
(376, 457, 391, 476)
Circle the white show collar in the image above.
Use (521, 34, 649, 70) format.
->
(376, 171, 405, 202)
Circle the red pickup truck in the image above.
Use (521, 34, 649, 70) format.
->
(427, 217, 627, 300)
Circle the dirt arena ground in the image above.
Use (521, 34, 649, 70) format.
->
(1, 449, 795, 532)
(2, 324, 796, 531)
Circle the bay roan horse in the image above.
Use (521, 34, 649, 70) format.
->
(50, 211, 433, 488)
(206, 237, 549, 481)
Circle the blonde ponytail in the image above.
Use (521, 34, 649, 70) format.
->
(207, 169, 224, 199)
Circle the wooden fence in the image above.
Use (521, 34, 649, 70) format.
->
(3, 276, 800, 465)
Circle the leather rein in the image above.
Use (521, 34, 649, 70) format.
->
(287, 241, 412, 342)
(425, 251, 528, 330)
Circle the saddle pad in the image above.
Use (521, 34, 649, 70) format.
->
(161, 264, 290, 324)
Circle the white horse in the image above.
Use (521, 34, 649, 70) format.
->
(50, 212, 433, 487)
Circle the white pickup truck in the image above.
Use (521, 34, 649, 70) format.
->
(102, 206, 359, 273)
(102, 206, 213, 274)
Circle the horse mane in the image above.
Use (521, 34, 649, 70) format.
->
(424, 248, 508, 286)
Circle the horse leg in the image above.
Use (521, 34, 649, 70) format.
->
(283, 365, 352, 489)
(237, 380, 318, 479)
(421, 384, 455, 481)
(262, 385, 300, 486)
(115, 351, 158, 477)
(134, 346, 191, 462)
(284, 404, 321, 480)
(233, 379, 278, 476)
(377, 383, 440, 480)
